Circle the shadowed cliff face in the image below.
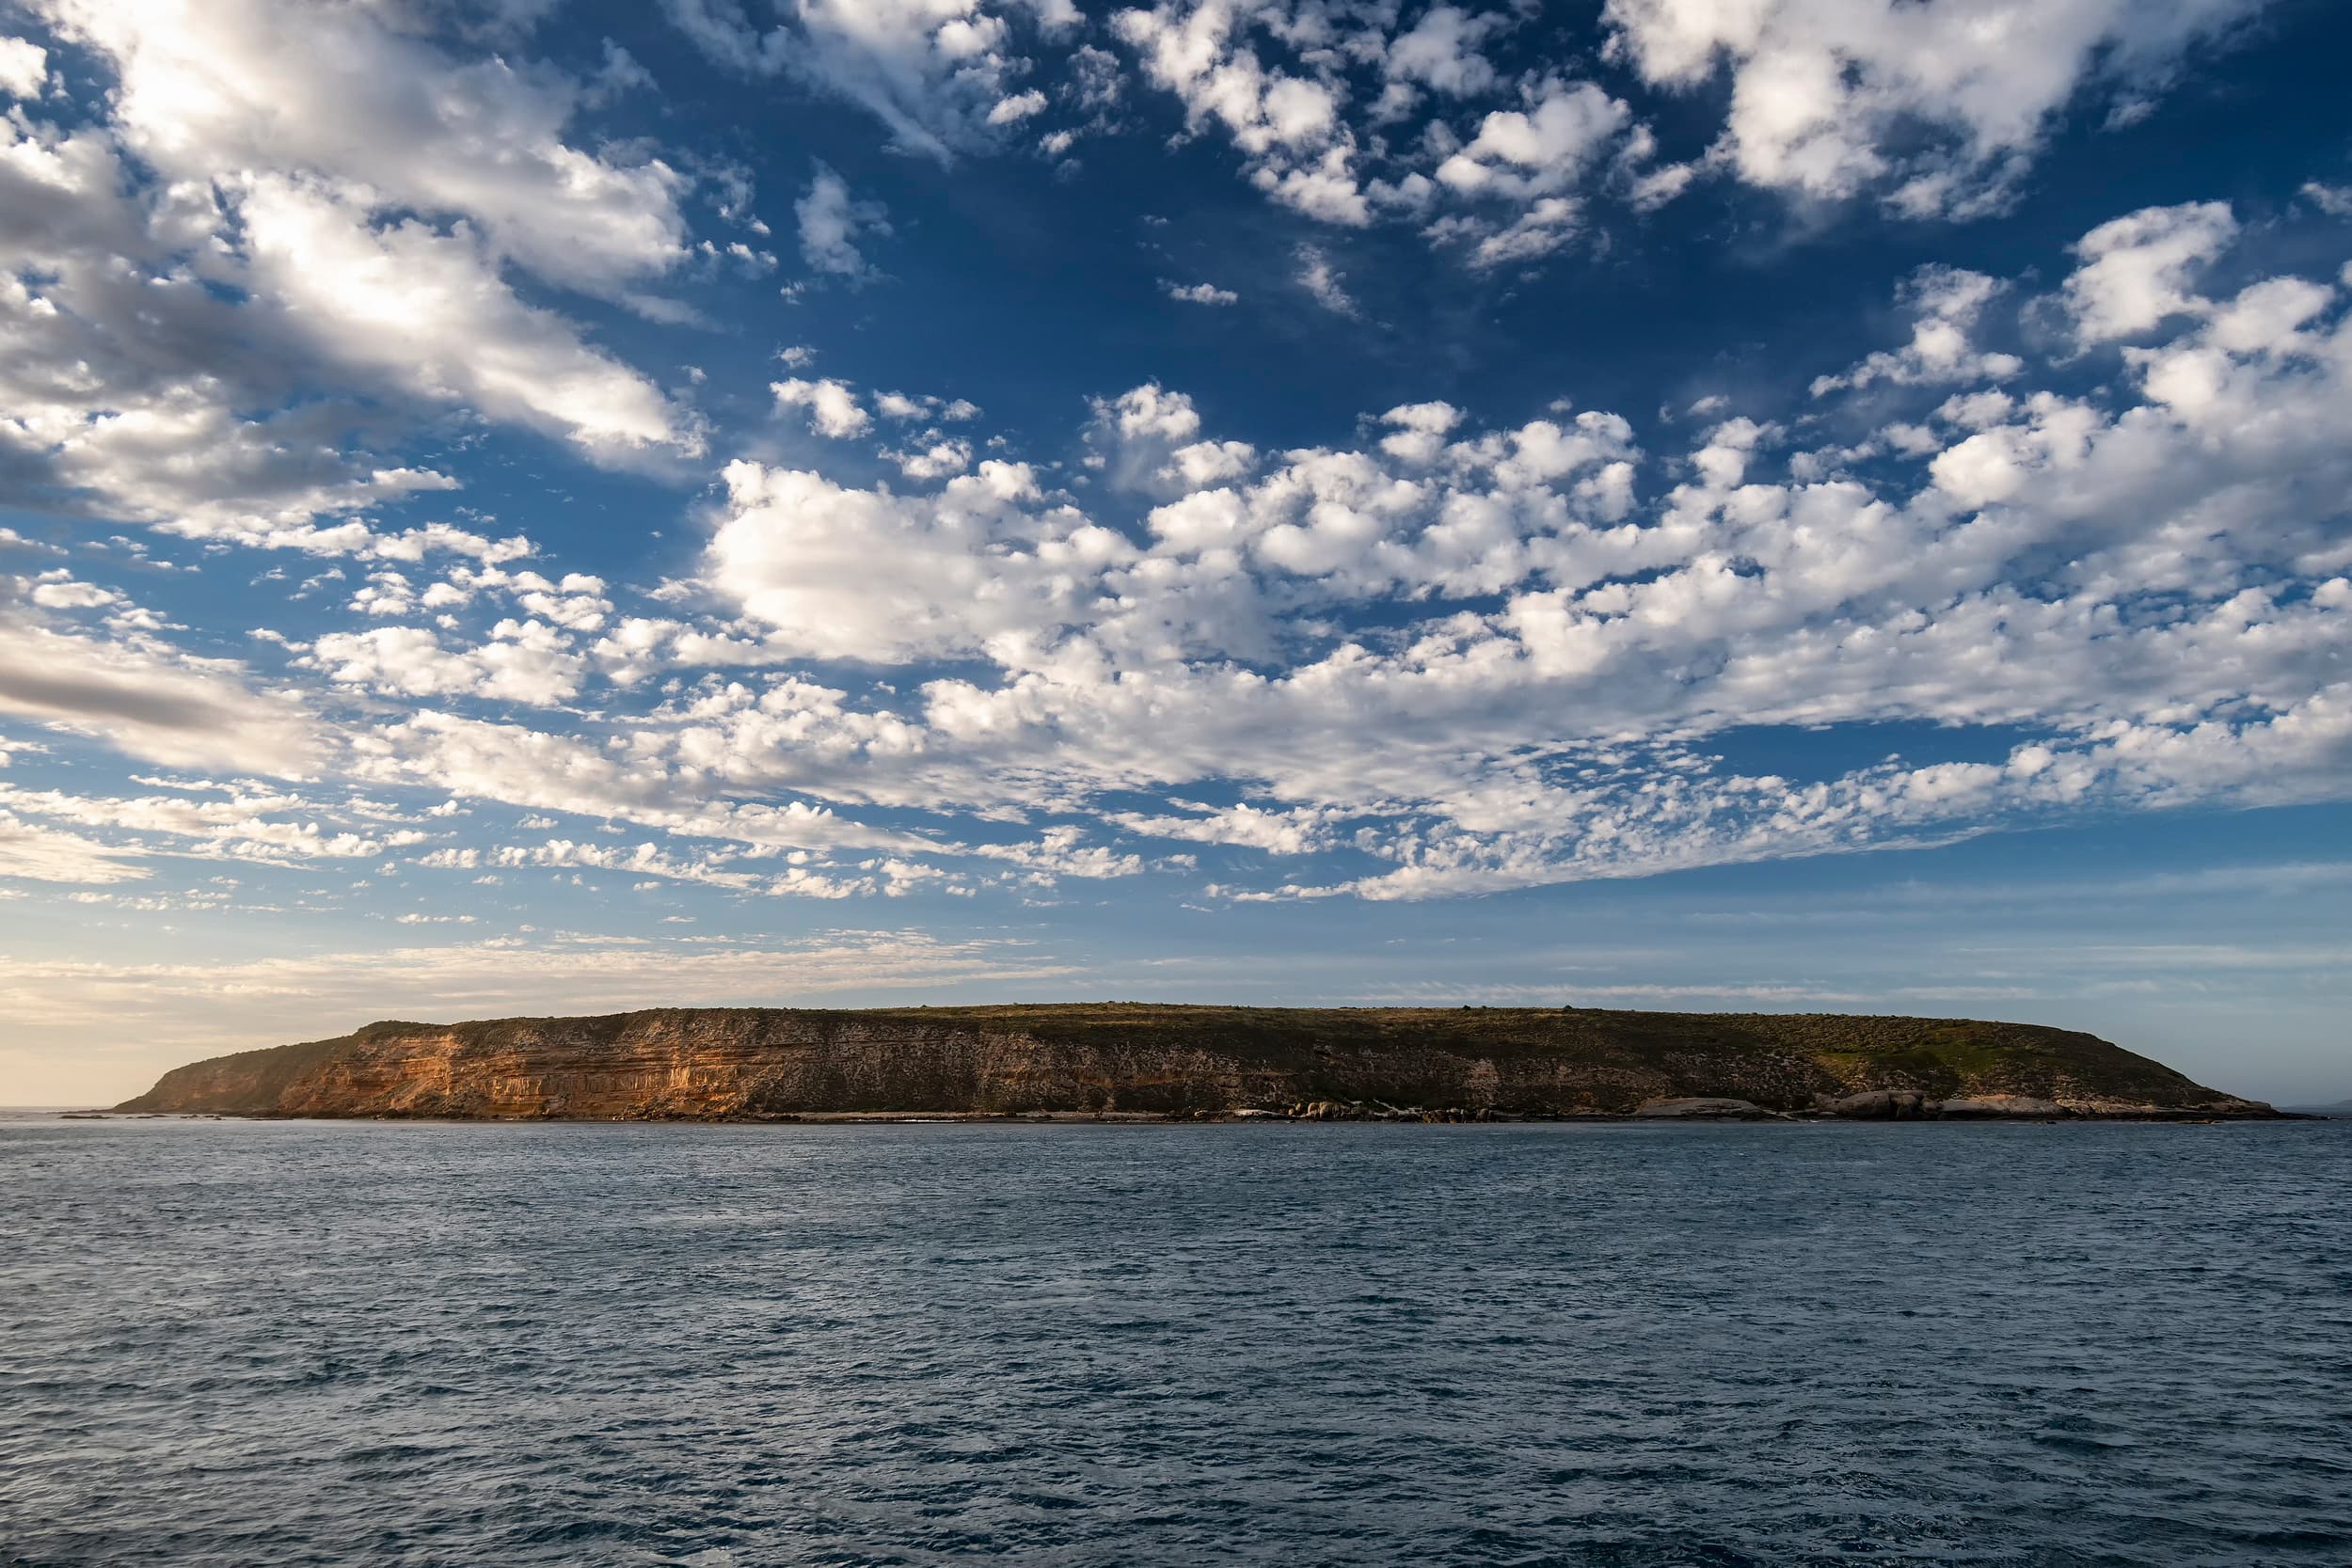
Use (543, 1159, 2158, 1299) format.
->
(116, 1006, 2270, 1119)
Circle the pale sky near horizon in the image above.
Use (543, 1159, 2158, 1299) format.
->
(2, 0, 2349, 1107)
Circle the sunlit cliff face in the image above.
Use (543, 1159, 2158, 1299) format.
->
(118, 1006, 2262, 1120)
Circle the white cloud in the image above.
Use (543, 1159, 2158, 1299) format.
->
(772, 377, 874, 439)
(874, 390, 981, 423)
(664, 0, 1062, 163)
(5, 40, 2344, 927)
(1601, 0, 2271, 217)
(1108, 800, 1342, 855)
(796, 163, 891, 279)
(703, 458, 1131, 662)
(1109, 5, 1661, 263)
(0, 577, 319, 775)
(1162, 279, 1239, 305)
(1086, 382, 1243, 494)
(1435, 80, 1633, 200)
(1377, 401, 1465, 465)
(1112, 2, 1373, 226)
(967, 824, 1145, 881)
(1294, 243, 1359, 316)
(0, 0, 699, 565)
(1383, 6, 1504, 102)
(305, 621, 587, 707)
(234, 177, 698, 457)
(1431, 196, 1582, 269)
(0, 811, 148, 884)
(483, 838, 787, 895)
(0, 36, 49, 97)
(26, 572, 123, 611)
(989, 88, 1048, 125)
(2064, 200, 2240, 343)
(0, 781, 424, 873)
(537, 201, 2352, 899)
(33, 0, 690, 293)
(1811, 266, 2023, 394)
(358, 707, 932, 860)
(894, 438, 974, 480)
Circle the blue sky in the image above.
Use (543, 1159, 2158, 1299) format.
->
(2, 0, 2349, 1105)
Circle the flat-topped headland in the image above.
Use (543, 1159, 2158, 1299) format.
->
(115, 1005, 2277, 1121)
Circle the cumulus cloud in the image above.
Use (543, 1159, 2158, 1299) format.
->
(34, 0, 691, 292)
(4, 8, 2345, 928)
(505, 199, 2347, 901)
(17, 175, 2346, 906)
(772, 377, 874, 438)
(87, 185, 2325, 915)
(1108, 800, 1342, 856)
(796, 163, 891, 280)
(1100, 0, 2274, 246)
(1434, 79, 1633, 201)
(989, 88, 1048, 125)
(703, 457, 1129, 662)
(0, 781, 425, 875)
(355, 707, 931, 860)
(0, 36, 49, 98)
(467, 837, 895, 898)
(1114, 3, 1366, 219)
(233, 177, 695, 457)
(2064, 200, 2241, 343)
(1382, 6, 1504, 104)
(1162, 279, 1239, 305)
(664, 0, 1068, 162)
(1106, 3, 1667, 266)
(0, 0, 699, 562)
(1601, 0, 2272, 217)
(1811, 266, 2024, 394)
(305, 621, 588, 707)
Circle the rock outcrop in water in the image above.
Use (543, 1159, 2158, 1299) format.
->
(116, 1005, 2274, 1120)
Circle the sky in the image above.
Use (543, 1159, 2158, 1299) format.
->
(2, 0, 2349, 1107)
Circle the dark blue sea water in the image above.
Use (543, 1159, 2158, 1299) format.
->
(4, 1117, 2348, 1568)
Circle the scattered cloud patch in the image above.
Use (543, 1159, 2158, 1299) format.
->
(1162, 279, 1238, 305)
(795, 163, 891, 281)
(772, 377, 874, 438)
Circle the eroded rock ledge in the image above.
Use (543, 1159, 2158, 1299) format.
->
(116, 1004, 2276, 1122)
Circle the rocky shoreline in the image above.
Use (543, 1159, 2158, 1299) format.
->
(60, 1101, 2284, 1125)
(1227, 1089, 2286, 1122)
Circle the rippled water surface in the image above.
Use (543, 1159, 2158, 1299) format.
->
(4, 1117, 2349, 1567)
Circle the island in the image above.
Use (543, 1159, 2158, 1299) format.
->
(113, 1004, 2278, 1121)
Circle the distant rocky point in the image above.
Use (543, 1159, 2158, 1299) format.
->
(116, 1005, 2277, 1122)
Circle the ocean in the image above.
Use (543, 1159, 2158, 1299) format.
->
(4, 1117, 2347, 1566)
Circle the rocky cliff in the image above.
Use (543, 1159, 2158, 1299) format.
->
(116, 1004, 2272, 1120)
